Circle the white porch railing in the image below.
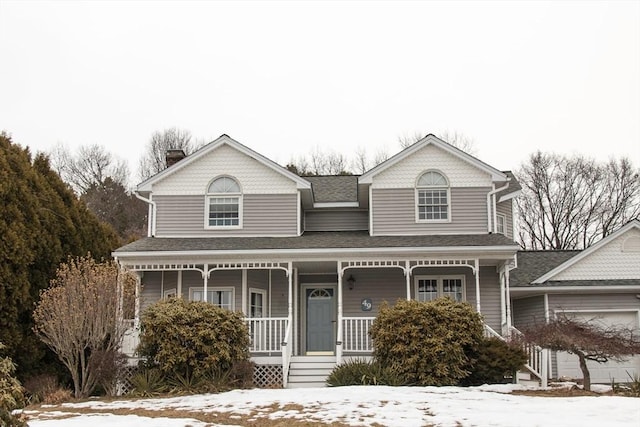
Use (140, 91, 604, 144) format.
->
(121, 320, 139, 357)
(281, 316, 293, 388)
(485, 324, 548, 387)
(342, 317, 375, 352)
(246, 317, 289, 353)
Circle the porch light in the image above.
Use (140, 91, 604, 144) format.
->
(347, 275, 356, 290)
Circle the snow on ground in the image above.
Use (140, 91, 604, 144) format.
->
(24, 384, 640, 427)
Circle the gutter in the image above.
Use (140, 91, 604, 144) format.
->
(134, 191, 156, 237)
(486, 181, 510, 233)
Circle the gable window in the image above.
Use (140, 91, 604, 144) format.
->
(496, 214, 506, 235)
(206, 176, 242, 228)
(416, 171, 450, 222)
(190, 287, 234, 310)
(416, 276, 464, 302)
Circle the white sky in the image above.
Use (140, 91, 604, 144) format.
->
(1, 0, 639, 181)
(24, 384, 640, 427)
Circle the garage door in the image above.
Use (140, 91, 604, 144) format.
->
(556, 311, 640, 384)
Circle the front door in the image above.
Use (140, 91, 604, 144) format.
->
(306, 288, 335, 354)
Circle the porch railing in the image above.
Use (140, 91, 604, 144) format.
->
(246, 317, 289, 353)
(281, 316, 293, 388)
(485, 324, 548, 387)
(121, 319, 139, 357)
(342, 317, 375, 352)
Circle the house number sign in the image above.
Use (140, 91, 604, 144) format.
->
(361, 298, 372, 311)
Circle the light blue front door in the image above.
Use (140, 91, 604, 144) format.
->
(306, 288, 335, 353)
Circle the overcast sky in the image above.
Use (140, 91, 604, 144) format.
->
(1, 0, 638, 182)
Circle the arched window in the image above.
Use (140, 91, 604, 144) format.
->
(206, 176, 242, 228)
(416, 171, 450, 222)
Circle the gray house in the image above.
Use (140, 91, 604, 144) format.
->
(114, 133, 639, 388)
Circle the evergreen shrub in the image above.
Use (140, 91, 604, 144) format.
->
(327, 358, 403, 386)
(463, 337, 528, 386)
(370, 298, 484, 386)
(137, 299, 252, 389)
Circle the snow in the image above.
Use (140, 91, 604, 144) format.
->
(23, 384, 640, 427)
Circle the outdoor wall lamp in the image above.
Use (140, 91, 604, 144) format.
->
(347, 275, 356, 290)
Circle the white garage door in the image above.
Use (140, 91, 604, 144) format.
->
(556, 311, 640, 384)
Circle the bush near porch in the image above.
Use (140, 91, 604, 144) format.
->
(339, 298, 526, 387)
(137, 299, 253, 393)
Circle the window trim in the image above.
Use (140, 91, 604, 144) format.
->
(415, 275, 466, 302)
(496, 213, 506, 235)
(204, 176, 243, 230)
(415, 170, 451, 223)
(248, 288, 267, 318)
(163, 288, 177, 299)
(189, 286, 235, 310)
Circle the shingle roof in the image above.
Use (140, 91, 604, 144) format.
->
(304, 176, 359, 203)
(542, 279, 640, 287)
(497, 171, 522, 200)
(115, 231, 518, 254)
(510, 250, 581, 287)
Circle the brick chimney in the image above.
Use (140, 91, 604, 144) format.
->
(165, 149, 186, 167)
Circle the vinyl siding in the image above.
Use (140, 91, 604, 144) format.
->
(304, 210, 368, 231)
(512, 296, 546, 329)
(154, 193, 298, 236)
(548, 293, 640, 313)
(496, 200, 513, 239)
(371, 187, 489, 235)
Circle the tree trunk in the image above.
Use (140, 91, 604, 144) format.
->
(576, 352, 591, 392)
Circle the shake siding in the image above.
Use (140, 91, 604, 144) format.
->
(512, 296, 545, 329)
(305, 210, 368, 231)
(154, 194, 298, 236)
(496, 200, 513, 239)
(372, 187, 489, 235)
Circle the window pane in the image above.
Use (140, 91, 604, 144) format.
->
(418, 190, 448, 220)
(417, 279, 438, 301)
(208, 177, 240, 193)
(442, 279, 463, 302)
(209, 197, 239, 226)
(250, 292, 264, 318)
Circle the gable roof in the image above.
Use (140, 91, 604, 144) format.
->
(359, 134, 508, 184)
(532, 219, 640, 284)
(510, 250, 581, 287)
(497, 171, 521, 202)
(137, 134, 311, 193)
(305, 175, 358, 203)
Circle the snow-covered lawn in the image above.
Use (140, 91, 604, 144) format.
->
(22, 384, 640, 427)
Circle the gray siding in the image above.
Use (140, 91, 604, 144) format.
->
(155, 193, 298, 236)
(304, 210, 369, 231)
(548, 293, 640, 312)
(496, 200, 513, 239)
(477, 267, 502, 331)
(512, 296, 546, 329)
(371, 187, 489, 235)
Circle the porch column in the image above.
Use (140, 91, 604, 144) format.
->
(405, 260, 411, 300)
(505, 265, 512, 330)
(134, 273, 142, 329)
(336, 261, 343, 363)
(177, 270, 183, 298)
(474, 259, 481, 312)
(499, 265, 506, 334)
(241, 269, 248, 315)
(203, 263, 208, 302)
(287, 262, 293, 318)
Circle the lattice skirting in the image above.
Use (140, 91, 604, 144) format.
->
(253, 364, 283, 388)
(116, 365, 140, 396)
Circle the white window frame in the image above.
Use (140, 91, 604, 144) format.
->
(189, 286, 235, 310)
(163, 288, 177, 299)
(205, 176, 243, 229)
(496, 213, 506, 235)
(415, 171, 451, 223)
(248, 288, 267, 318)
(415, 275, 465, 302)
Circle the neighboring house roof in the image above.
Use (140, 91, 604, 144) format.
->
(510, 250, 582, 287)
(137, 134, 311, 193)
(359, 134, 508, 184)
(497, 171, 522, 202)
(532, 219, 640, 284)
(115, 231, 518, 255)
(305, 175, 359, 203)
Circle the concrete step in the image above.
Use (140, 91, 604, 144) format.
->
(290, 355, 336, 363)
(289, 368, 334, 376)
(286, 381, 327, 388)
(290, 362, 336, 370)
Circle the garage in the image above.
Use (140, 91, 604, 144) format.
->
(555, 311, 640, 384)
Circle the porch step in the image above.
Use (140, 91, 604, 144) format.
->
(287, 356, 337, 388)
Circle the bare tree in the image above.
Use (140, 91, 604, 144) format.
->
(289, 146, 351, 175)
(49, 143, 129, 194)
(397, 130, 477, 155)
(138, 127, 202, 181)
(516, 152, 640, 250)
(521, 313, 640, 391)
(33, 256, 135, 398)
(353, 146, 370, 174)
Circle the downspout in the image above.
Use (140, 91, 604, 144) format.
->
(486, 181, 510, 233)
(134, 191, 157, 237)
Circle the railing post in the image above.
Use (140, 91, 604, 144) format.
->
(336, 261, 343, 364)
(540, 348, 549, 388)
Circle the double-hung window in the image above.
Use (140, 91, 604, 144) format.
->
(416, 276, 464, 302)
(206, 176, 242, 228)
(190, 287, 234, 310)
(496, 214, 506, 235)
(416, 171, 450, 222)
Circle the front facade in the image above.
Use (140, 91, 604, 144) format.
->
(115, 134, 527, 387)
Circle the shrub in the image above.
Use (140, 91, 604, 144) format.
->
(0, 343, 26, 427)
(129, 368, 167, 397)
(327, 358, 403, 386)
(463, 337, 528, 386)
(138, 299, 251, 384)
(370, 298, 484, 386)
